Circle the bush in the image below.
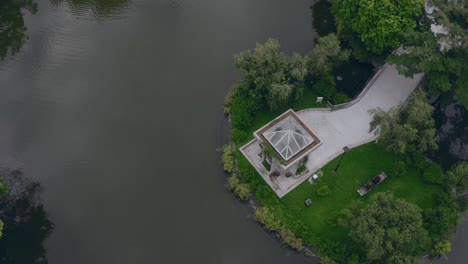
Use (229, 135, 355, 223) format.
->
(221, 145, 235, 173)
(228, 175, 251, 201)
(227, 175, 240, 190)
(431, 240, 451, 257)
(315, 73, 336, 99)
(411, 151, 429, 171)
(224, 88, 236, 114)
(423, 163, 443, 184)
(326, 211, 341, 226)
(262, 160, 271, 171)
(347, 254, 360, 264)
(304, 249, 313, 257)
(296, 164, 307, 175)
(232, 128, 248, 143)
(278, 227, 304, 251)
(234, 183, 251, 201)
(254, 206, 281, 231)
(320, 256, 336, 264)
(230, 84, 258, 131)
(393, 160, 406, 176)
(317, 185, 331, 197)
(333, 92, 349, 104)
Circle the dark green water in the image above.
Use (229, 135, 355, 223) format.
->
(0, 0, 320, 263)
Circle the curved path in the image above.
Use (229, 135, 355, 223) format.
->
(241, 64, 423, 198)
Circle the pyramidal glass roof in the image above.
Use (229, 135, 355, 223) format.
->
(262, 115, 314, 161)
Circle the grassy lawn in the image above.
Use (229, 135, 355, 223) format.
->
(238, 86, 326, 146)
(281, 142, 444, 243)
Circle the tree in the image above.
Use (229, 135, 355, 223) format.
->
(445, 162, 468, 210)
(333, 0, 425, 54)
(267, 83, 294, 111)
(369, 88, 439, 154)
(0, 0, 38, 59)
(342, 192, 429, 263)
(234, 39, 307, 111)
(389, 0, 468, 108)
(307, 34, 349, 76)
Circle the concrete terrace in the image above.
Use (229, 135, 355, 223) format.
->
(240, 64, 423, 198)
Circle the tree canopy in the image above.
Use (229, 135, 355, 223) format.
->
(445, 162, 468, 210)
(333, 0, 425, 54)
(369, 88, 439, 154)
(307, 34, 349, 76)
(388, 0, 468, 108)
(342, 192, 429, 263)
(234, 38, 307, 111)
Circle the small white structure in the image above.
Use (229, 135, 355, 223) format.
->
(316, 97, 323, 103)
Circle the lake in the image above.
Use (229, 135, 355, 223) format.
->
(0, 0, 319, 263)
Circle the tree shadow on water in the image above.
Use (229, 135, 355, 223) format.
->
(50, 0, 129, 17)
(0, 0, 38, 60)
(0, 168, 54, 264)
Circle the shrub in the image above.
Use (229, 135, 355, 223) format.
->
(227, 175, 240, 190)
(411, 151, 429, 171)
(228, 175, 251, 201)
(234, 183, 251, 201)
(320, 256, 336, 264)
(232, 128, 247, 143)
(317, 185, 331, 197)
(431, 240, 451, 257)
(304, 249, 313, 257)
(278, 227, 304, 251)
(296, 164, 307, 175)
(347, 254, 360, 264)
(423, 163, 443, 184)
(393, 160, 406, 176)
(230, 83, 258, 130)
(221, 145, 235, 173)
(224, 87, 236, 114)
(326, 211, 341, 226)
(333, 92, 349, 104)
(254, 206, 281, 231)
(262, 160, 271, 171)
(315, 73, 336, 99)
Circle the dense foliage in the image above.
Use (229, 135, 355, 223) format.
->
(369, 88, 439, 154)
(444, 162, 468, 210)
(254, 206, 304, 251)
(333, 0, 425, 54)
(341, 192, 429, 263)
(221, 145, 235, 173)
(227, 174, 251, 201)
(233, 39, 307, 111)
(389, 0, 468, 109)
(226, 35, 349, 143)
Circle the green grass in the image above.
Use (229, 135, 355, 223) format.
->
(238, 87, 326, 146)
(281, 143, 444, 243)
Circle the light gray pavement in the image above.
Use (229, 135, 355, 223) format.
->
(241, 64, 423, 198)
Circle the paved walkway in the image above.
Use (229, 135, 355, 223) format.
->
(241, 64, 423, 198)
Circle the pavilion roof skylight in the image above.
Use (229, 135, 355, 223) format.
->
(262, 115, 314, 161)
